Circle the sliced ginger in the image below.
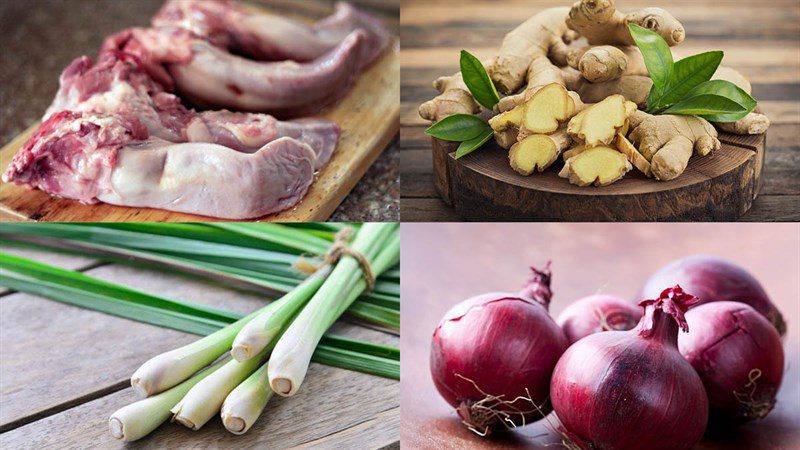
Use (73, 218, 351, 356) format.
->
(509, 130, 572, 175)
(568, 95, 636, 146)
(614, 133, 652, 177)
(489, 105, 524, 132)
(562, 144, 587, 161)
(521, 83, 576, 134)
(559, 146, 632, 187)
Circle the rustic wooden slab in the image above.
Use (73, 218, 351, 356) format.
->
(400, 0, 800, 222)
(0, 10, 399, 222)
(401, 223, 800, 449)
(431, 133, 766, 221)
(0, 260, 398, 446)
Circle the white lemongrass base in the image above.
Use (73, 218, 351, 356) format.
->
(221, 363, 274, 434)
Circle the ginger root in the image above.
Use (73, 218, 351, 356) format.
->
(566, 0, 685, 46)
(559, 146, 632, 186)
(628, 110, 720, 181)
(578, 75, 652, 107)
(509, 129, 572, 175)
(420, 7, 575, 122)
(567, 45, 648, 83)
(562, 144, 587, 161)
(568, 94, 636, 146)
(615, 133, 652, 177)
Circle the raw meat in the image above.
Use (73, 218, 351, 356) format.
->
(152, 0, 391, 66)
(45, 52, 340, 168)
(102, 26, 374, 117)
(3, 111, 318, 219)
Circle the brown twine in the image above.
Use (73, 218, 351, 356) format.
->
(293, 227, 375, 291)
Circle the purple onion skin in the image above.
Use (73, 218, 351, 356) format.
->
(431, 294, 567, 433)
(556, 294, 642, 344)
(430, 266, 568, 434)
(679, 301, 784, 424)
(551, 287, 708, 450)
(639, 255, 785, 336)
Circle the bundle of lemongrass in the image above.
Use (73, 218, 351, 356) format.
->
(0, 222, 400, 440)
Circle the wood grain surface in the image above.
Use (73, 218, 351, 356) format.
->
(0, 246, 399, 448)
(400, 223, 800, 449)
(0, 1, 400, 223)
(400, 0, 800, 222)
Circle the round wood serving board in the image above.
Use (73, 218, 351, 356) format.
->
(431, 132, 766, 221)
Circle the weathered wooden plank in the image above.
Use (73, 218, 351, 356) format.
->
(400, 198, 463, 222)
(740, 195, 800, 221)
(0, 262, 398, 442)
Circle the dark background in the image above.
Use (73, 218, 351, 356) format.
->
(0, 0, 399, 221)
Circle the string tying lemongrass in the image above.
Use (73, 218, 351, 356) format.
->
(269, 224, 399, 397)
(220, 363, 273, 434)
(109, 357, 229, 441)
(131, 265, 329, 397)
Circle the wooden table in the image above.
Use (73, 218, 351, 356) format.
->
(401, 223, 800, 448)
(0, 246, 399, 448)
(400, 0, 800, 221)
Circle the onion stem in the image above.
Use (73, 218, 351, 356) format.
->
(220, 363, 273, 434)
(109, 357, 229, 441)
(269, 225, 400, 396)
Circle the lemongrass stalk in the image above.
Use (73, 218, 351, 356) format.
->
(231, 265, 332, 362)
(220, 363, 273, 434)
(109, 357, 229, 441)
(131, 265, 328, 396)
(268, 225, 399, 396)
(171, 347, 269, 430)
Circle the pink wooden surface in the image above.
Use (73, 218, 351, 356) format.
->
(400, 223, 800, 449)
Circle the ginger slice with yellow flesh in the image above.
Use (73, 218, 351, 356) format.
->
(521, 83, 576, 135)
(568, 95, 636, 146)
(509, 130, 572, 175)
(562, 144, 587, 161)
(615, 133, 652, 177)
(489, 105, 524, 132)
(559, 146, 632, 187)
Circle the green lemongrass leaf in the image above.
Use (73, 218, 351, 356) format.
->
(629, 23, 673, 105)
(425, 114, 488, 141)
(0, 223, 297, 264)
(460, 49, 500, 109)
(321, 335, 399, 360)
(207, 223, 331, 254)
(455, 127, 494, 159)
(0, 236, 399, 312)
(661, 93, 748, 115)
(685, 80, 758, 122)
(0, 253, 398, 380)
(649, 51, 724, 112)
(346, 301, 400, 330)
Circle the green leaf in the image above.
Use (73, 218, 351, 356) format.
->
(629, 24, 673, 104)
(0, 252, 399, 380)
(648, 51, 723, 111)
(661, 94, 748, 115)
(425, 114, 488, 141)
(460, 50, 500, 109)
(686, 80, 757, 122)
(455, 127, 494, 159)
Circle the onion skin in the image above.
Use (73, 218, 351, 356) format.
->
(551, 286, 708, 450)
(640, 255, 785, 336)
(679, 301, 784, 424)
(430, 265, 568, 435)
(556, 294, 641, 344)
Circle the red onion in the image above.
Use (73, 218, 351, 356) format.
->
(430, 264, 568, 435)
(679, 301, 784, 424)
(640, 255, 785, 336)
(556, 294, 641, 344)
(551, 286, 708, 450)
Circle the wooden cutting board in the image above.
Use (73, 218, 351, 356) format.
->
(0, 41, 399, 222)
(432, 132, 766, 221)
